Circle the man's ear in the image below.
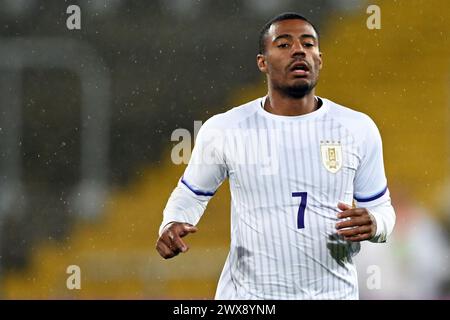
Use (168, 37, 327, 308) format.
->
(257, 54, 267, 73)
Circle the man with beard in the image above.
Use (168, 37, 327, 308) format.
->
(156, 12, 396, 299)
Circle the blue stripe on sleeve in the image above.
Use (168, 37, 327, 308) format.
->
(181, 176, 215, 196)
(354, 186, 388, 202)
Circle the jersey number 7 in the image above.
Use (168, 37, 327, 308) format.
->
(292, 192, 308, 229)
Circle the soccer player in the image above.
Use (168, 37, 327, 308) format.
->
(156, 12, 396, 299)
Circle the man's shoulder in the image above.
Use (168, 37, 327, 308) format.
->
(324, 98, 379, 136)
(324, 98, 373, 123)
(201, 97, 260, 129)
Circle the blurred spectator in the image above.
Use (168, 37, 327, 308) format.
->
(355, 187, 449, 299)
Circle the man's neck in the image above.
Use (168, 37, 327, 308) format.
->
(264, 88, 318, 116)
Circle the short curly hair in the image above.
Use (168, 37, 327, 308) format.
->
(258, 12, 320, 54)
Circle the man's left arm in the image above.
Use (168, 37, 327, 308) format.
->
(336, 115, 396, 243)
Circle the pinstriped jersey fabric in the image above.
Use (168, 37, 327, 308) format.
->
(161, 96, 390, 299)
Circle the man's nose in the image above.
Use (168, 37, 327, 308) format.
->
(291, 40, 306, 56)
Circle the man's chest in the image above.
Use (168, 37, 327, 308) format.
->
(224, 125, 361, 188)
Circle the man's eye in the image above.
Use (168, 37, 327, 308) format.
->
(304, 43, 314, 47)
(277, 43, 289, 48)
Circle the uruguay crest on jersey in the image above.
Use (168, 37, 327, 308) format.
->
(320, 141, 342, 173)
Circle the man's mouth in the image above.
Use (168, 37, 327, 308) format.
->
(289, 61, 310, 76)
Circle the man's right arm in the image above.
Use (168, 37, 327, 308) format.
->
(156, 116, 227, 259)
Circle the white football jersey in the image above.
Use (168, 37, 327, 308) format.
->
(161, 96, 392, 299)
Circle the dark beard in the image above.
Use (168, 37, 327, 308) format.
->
(277, 80, 317, 99)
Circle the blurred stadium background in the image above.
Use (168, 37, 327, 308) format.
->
(0, 0, 448, 299)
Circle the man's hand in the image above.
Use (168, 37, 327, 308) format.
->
(156, 222, 198, 259)
(335, 202, 377, 242)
